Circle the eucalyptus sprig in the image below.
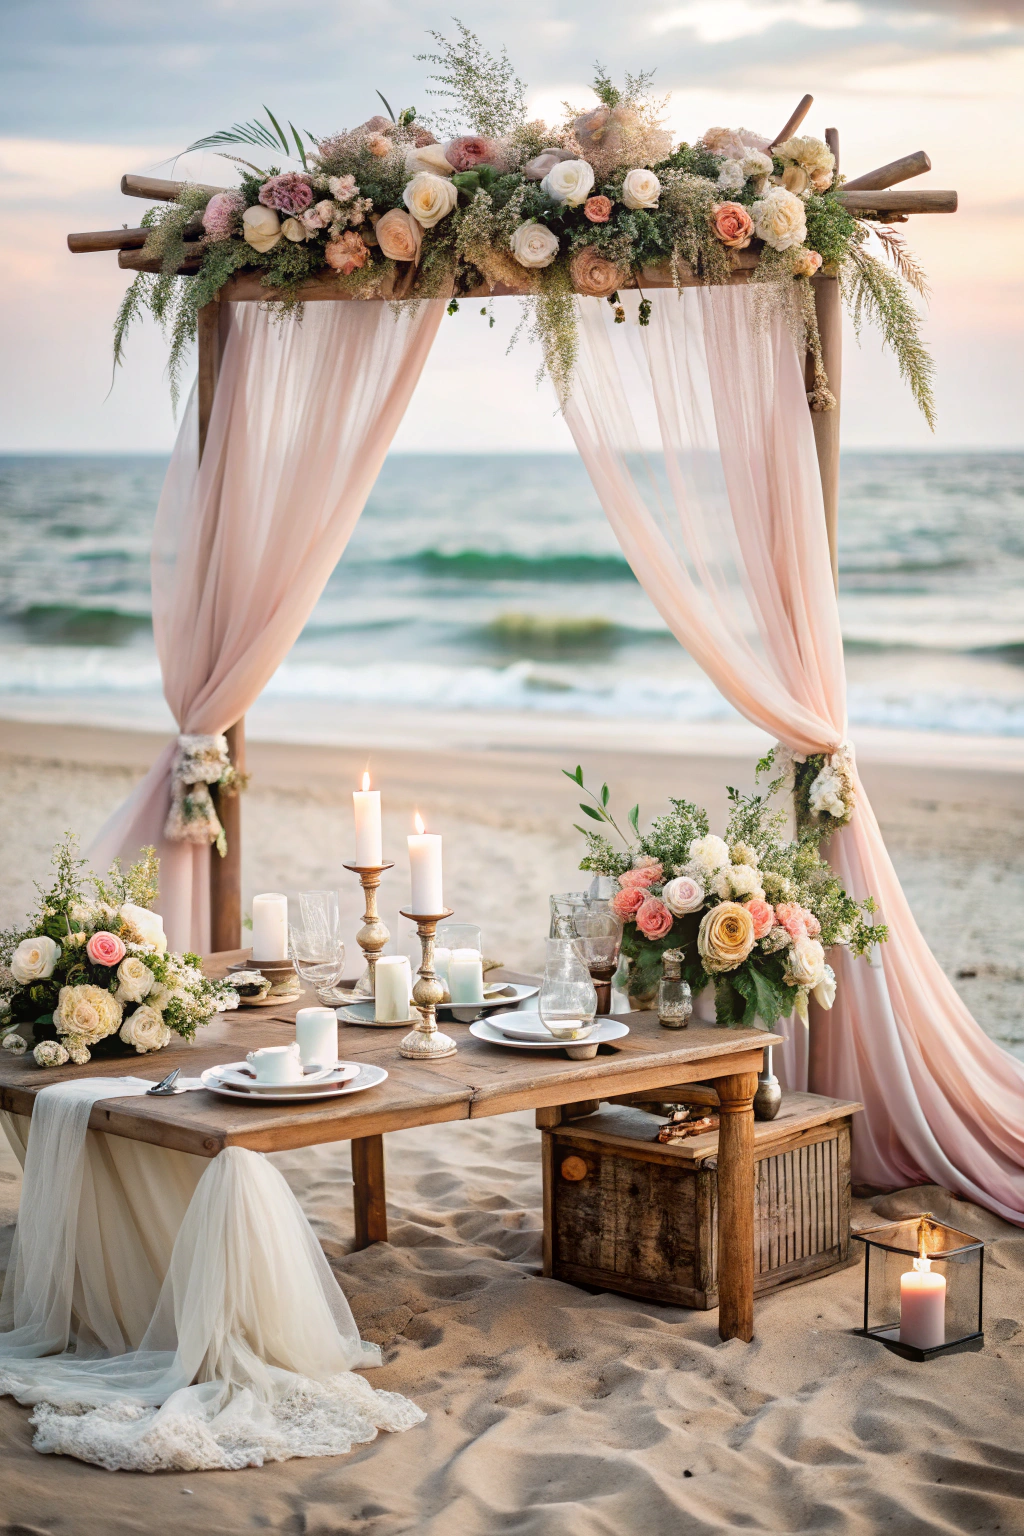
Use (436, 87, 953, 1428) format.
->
(563, 765, 639, 846)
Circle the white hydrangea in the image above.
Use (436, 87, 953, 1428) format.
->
(65, 1037, 92, 1065)
(33, 1040, 69, 1067)
(716, 159, 745, 192)
(711, 865, 766, 903)
(808, 764, 847, 819)
(741, 149, 773, 181)
(686, 835, 731, 880)
(729, 841, 759, 868)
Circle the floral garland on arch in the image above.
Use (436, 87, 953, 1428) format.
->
(566, 757, 885, 1027)
(0, 837, 238, 1068)
(114, 24, 935, 422)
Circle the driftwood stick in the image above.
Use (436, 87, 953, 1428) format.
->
(69, 216, 204, 254)
(843, 150, 931, 192)
(121, 173, 227, 202)
(825, 128, 839, 174)
(770, 94, 813, 148)
(838, 188, 956, 215)
(117, 249, 203, 275)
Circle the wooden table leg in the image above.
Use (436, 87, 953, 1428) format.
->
(352, 1134, 387, 1249)
(715, 1070, 758, 1342)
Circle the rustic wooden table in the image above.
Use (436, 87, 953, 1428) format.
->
(0, 955, 782, 1342)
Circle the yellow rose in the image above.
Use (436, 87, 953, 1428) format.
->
(697, 901, 755, 973)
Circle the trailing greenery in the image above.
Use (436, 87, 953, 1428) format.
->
(842, 246, 936, 429)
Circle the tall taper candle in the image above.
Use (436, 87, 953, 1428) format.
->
(353, 771, 383, 867)
(408, 812, 443, 913)
(251, 893, 289, 961)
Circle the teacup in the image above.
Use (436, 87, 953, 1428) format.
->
(246, 1044, 303, 1085)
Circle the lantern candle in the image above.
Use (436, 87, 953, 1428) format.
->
(408, 813, 443, 913)
(448, 948, 484, 1005)
(251, 893, 289, 961)
(294, 1007, 338, 1069)
(899, 1225, 946, 1350)
(353, 772, 383, 867)
(375, 954, 412, 1023)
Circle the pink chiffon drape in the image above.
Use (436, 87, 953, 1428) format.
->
(90, 299, 445, 952)
(564, 288, 1024, 1223)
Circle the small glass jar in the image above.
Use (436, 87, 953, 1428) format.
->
(657, 949, 692, 1029)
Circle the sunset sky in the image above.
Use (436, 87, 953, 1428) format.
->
(3, 0, 1021, 452)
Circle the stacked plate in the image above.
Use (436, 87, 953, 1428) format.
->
(469, 1011, 629, 1059)
(200, 1060, 388, 1103)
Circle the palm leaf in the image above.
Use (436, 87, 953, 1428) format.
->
(376, 90, 397, 123)
(184, 118, 283, 155)
(262, 106, 292, 155)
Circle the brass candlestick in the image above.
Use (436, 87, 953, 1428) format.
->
(399, 907, 457, 1060)
(343, 861, 395, 997)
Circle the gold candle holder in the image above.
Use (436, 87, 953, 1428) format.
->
(399, 907, 457, 1060)
(343, 861, 395, 998)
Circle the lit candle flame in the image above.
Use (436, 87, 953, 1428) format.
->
(914, 1216, 931, 1272)
(414, 811, 425, 835)
(362, 771, 371, 792)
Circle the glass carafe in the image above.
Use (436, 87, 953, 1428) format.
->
(572, 899, 623, 1016)
(538, 937, 598, 1040)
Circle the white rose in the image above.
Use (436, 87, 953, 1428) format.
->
(742, 149, 773, 180)
(813, 964, 836, 1010)
(785, 936, 826, 989)
(621, 169, 662, 211)
(281, 216, 310, 243)
(33, 1040, 69, 1067)
(53, 983, 122, 1044)
(10, 935, 61, 984)
(404, 143, 454, 177)
(540, 158, 595, 207)
(510, 221, 560, 269)
(686, 834, 731, 879)
(2, 1033, 27, 1055)
(115, 955, 155, 1005)
(662, 876, 705, 916)
(118, 904, 167, 953)
(716, 160, 745, 193)
(242, 205, 282, 254)
(402, 172, 458, 229)
(781, 165, 810, 198)
(751, 187, 807, 252)
(120, 1004, 172, 1055)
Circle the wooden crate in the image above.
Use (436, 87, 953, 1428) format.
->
(542, 1091, 861, 1309)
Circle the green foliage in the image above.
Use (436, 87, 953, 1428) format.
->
(842, 247, 936, 429)
(417, 20, 527, 138)
(639, 798, 709, 869)
(804, 192, 859, 271)
(184, 108, 316, 170)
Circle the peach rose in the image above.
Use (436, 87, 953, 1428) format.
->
(712, 202, 754, 250)
(619, 867, 659, 891)
(583, 196, 612, 223)
(86, 930, 126, 967)
(636, 897, 674, 940)
(325, 231, 369, 274)
(775, 902, 808, 940)
(793, 249, 823, 277)
(569, 246, 624, 298)
(445, 135, 500, 172)
(803, 910, 821, 938)
(698, 901, 755, 973)
(612, 887, 646, 919)
(366, 133, 390, 158)
(375, 208, 422, 264)
(747, 898, 775, 940)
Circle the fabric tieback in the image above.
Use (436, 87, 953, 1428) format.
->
(164, 734, 242, 856)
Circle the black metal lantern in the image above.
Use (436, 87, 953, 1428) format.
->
(853, 1214, 983, 1361)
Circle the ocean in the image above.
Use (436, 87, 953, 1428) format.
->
(1, 451, 1022, 739)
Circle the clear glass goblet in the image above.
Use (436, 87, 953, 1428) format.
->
(289, 890, 347, 1004)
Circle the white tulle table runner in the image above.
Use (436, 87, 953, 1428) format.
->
(0, 1079, 424, 1472)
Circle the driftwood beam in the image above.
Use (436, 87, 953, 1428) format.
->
(121, 173, 227, 202)
(69, 216, 204, 254)
(770, 95, 813, 148)
(838, 187, 956, 215)
(825, 128, 839, 174)
(843, 151, 931, 192)
(117, 249, 203, 275)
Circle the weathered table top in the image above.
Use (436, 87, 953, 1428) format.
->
(0, 966, 782, 1159)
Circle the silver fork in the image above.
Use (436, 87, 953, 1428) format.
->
(147, 1068, 182, 1095)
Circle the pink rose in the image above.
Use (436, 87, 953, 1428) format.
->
(633, 856, 663, 877)
(258, 173, 313, 215)
(775, 902, 809, 940)
(619, 867, 658, 891)
(636, 897, 674, 940)
(612, 887, 646, 919)
(583, 196, 612, 223)
(202, 190, 245, 241)
(712, 202, 754, 250)
(803, 910, 821, 938)
(301, 199, 335, 233)
(86, 930, 126, 967)
(325, 231, 369, 274)
(747, 898, 775, 940)
(445, 135, 500, 172)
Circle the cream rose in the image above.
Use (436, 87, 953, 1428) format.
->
(53, 983, 122, 1044)
(402, 172, 458, 229)
(540, 158, 595, 207)
(785, 936, 827, 989)
(510, 221, 560, 269)
(115, 955, 155, 1005)
(813, 964, 837, 1010)
(242, 205, 282, 254)
(697, 901, 756, 974)
(686, 834, 731, 880)
(751, 188, 807, 252)
(10, 935, 61, 984)
(781, 165, 810, 197)
(118, 904, 167, 953)
(375, 207, 423, 264)
(404, 142, 454, 177)
(120, 1005, 172, 1055)
(34, 1040, 70, 1068)
(621, 169, 661, 210)
(281, 216, 310, 243)
(662, 876, 705, 916)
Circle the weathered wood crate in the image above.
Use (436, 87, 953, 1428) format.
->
(542, 1091, 861, 1309)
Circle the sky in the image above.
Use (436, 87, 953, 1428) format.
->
(2, 0, 1022, 453)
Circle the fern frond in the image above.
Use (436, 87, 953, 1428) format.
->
(842, 248, 936, 429)
(871, 224, 931, 299)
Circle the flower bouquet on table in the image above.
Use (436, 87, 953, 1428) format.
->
(0, 837, 238, 1068)
(565, 754, 886, 1029)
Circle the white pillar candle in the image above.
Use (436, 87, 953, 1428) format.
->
(899, 1260, 946, 1350)
(448, 948, 484, 1005)
(375, 954, 412, 1023)
(251, 893, 289, 961)
(295, 1007, 338, 1069)
(433, 946, 452, 985)
(408, 813, 443, 914)
(353, 772, 383, 867)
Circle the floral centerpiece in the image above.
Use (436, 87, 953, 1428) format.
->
(0, 838, 238, 1068)
(566, 752, 885, 1028)
(114, 24, 933, 424)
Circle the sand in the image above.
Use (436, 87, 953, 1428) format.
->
(1, 715, 1023, 1529)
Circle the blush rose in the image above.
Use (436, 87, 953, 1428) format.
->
(612, 887, 646, 919)
(711, 202, 754, 250)
(635, 897, 674, 940)
(746, 898, 775, 940)
(583, 196, 612, 223)
(86, 930, 127, 967)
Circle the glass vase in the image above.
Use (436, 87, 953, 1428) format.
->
(538, 937, 598, 1038)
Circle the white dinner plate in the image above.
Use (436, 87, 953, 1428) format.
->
(213, 1060, 360, 1095)
(201, 1061, 388, 1103)
(493, 1010, 597, 1043)
(468, 1018, 629, 1052)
